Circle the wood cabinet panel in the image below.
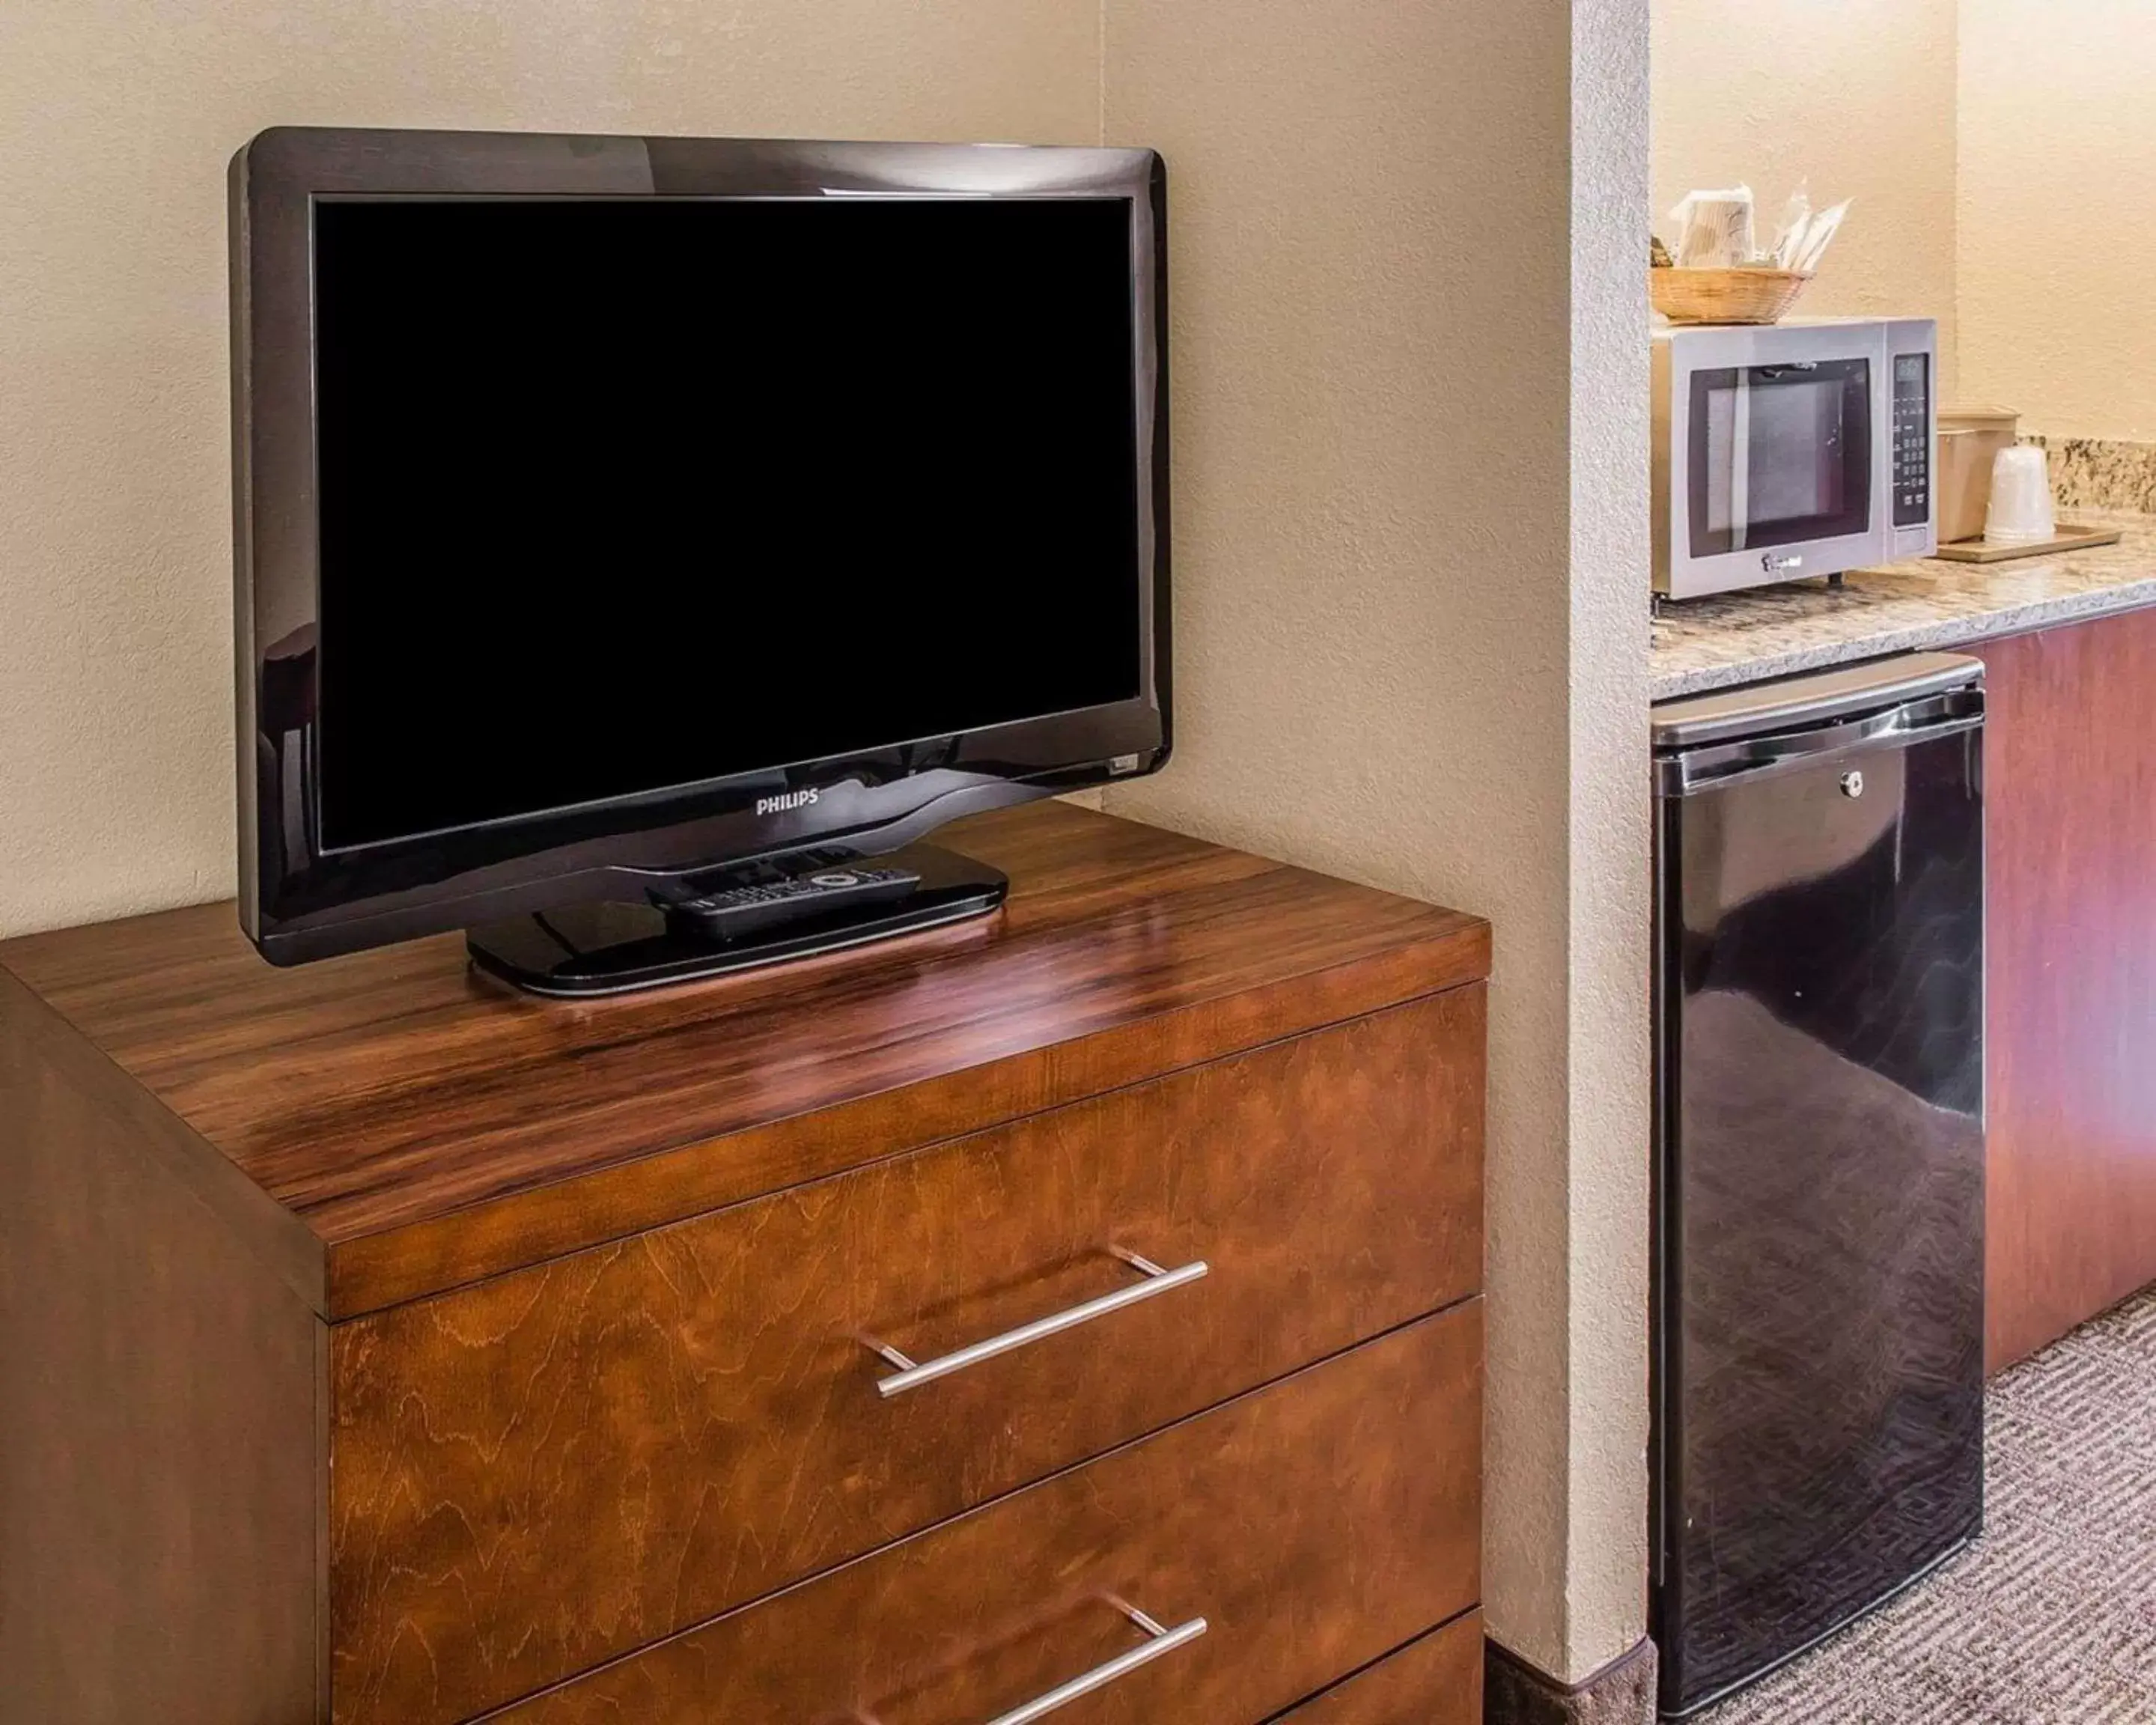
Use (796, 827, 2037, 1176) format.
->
(483, 1306, 1481, 1725)
(0, 970, 323, 1725)
(1980, 607, 2156, 1371)
(329, 991, 1485, 1725)
(1273, 1613, 1483, 1724)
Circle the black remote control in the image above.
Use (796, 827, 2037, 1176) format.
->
(663, 864, 923, 938)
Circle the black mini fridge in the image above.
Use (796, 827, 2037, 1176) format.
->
(1651, 653, 1987, 1717)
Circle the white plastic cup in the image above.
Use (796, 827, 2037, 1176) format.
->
(1985, 445, 2056, 545)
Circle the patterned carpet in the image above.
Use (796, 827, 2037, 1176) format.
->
(1702, 1286, 2156, 1723)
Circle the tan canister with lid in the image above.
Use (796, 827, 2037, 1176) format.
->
(1937, 406, 2021, 545)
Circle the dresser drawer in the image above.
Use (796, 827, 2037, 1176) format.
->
(487, 1303, 1480, 1724)
(1275, 1613, 1483, 1724)
(329, 988, 1483, 1725)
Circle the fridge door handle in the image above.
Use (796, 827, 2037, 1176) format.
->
(1656, 688, 1984, 797)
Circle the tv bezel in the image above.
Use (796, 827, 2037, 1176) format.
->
(229, 127, 1169, 966)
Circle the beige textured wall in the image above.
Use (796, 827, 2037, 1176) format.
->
(1568, 0, 1655, 1681)
(1958, 1, 2156, 439)
(1103, 0, 1651, 1682)
(1651, 0, 1960, 389)
(1654, 0, 2156, 435)
(0, 0, 1098, 937)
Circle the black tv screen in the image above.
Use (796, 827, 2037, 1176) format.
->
(311, 195, 1143, 851)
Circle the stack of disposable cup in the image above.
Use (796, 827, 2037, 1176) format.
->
(1669, 187, 1755, 267)
(1984, 445, 2056, 545)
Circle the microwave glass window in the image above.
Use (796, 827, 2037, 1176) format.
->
(1747, 378, 1846, 523)
(1688, 358, 1873, 560)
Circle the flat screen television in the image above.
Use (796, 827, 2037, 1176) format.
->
(229, 127, 1169, 994)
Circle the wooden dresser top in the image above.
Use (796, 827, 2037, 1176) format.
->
(0, 803, 1487, 1316)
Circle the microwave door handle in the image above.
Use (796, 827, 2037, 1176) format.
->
(1729, 370, 1752, 552)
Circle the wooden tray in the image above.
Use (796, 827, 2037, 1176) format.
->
(1932, 522, 2124, 563)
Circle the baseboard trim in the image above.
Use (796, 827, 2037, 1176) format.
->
(1484, 1635, 1657, 1725)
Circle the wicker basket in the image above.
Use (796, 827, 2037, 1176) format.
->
(1649, 267, 1814, 326)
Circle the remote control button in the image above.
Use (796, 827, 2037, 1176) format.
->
(808, 872, 859, 888)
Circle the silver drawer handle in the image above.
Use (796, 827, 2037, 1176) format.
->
(869, 1248, 1209, 1399)
(983, 1599, 1208, 1725)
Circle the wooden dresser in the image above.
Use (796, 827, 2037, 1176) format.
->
(0, 803, 1490, 1725)
(1976, 606, 2156, 1371)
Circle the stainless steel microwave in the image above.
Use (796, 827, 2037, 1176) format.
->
(1652, 317, 1936, 600)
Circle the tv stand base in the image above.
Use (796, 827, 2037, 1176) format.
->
(466, 845, 1008, 997)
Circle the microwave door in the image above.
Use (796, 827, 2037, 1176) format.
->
(1722, 375, 1752, 551)
(1690, 357, 1874, 571)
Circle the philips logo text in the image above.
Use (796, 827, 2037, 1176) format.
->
(755, 789, 820, 817)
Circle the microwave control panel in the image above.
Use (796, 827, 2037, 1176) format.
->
(1892, 352, 1931, 528)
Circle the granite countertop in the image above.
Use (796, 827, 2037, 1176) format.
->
(1651, 509, 2156, 699)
